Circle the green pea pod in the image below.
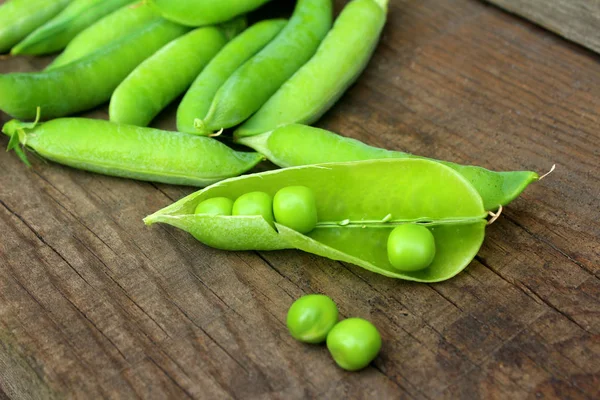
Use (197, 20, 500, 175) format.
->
(109, 27, 229, 127)
(237, 124, 539, 211)
(144, 159, 488, 282)
(46, 2, 160, 70)
(194, 0, 333, 134)
(0, 19, 189, 120)
(177, 19, 288, 134)
(11, 0, 137, 55)
(235, 0, 387, 138)
(0, 0, 72, 54)
(2, 117, 264, 186)
(147, 0, 272, 27)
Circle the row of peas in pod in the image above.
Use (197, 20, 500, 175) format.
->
(196, 185, 436, 273)
(0, 0, 542, 281)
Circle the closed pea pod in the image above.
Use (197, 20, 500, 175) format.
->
(0, 0, 72, 54)
(194, 0, 333, 134)
(147, 0, 272, 27)
(144, 159, 488, 282)
(46, 2, 160, 70)
(11, 0, 136, 55)
(176, 19, 287, 134)
(235, 0, 388, 138)
(0, 19, 189, 120)
(2, 117, 263, 186)
(237, 124, 539, 211)
(109, 27, 228, 127)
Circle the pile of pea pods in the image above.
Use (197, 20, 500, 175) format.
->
(0, 0, 540, 282)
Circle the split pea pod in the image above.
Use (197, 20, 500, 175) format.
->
(237, 124, 539, 211)
(46, 2, 160, 70)
(0, 19, 189, 120)
(11, 0, 136, 55)
(144, 159, 488, 282)
(235, 0, 387, 138)
(194, 0, 333, 134)
(0, 0, 72, 54)
(109, 27, 229, 127)
(2, 117, 263, 186)
(148, 0, 272, 27)
(176, 19, 288, 134)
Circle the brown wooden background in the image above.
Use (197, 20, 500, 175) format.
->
(1, 0, 599, 398)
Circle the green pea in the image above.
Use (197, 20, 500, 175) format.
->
(194, 0, 333, 134)
(286, 294, 338, 344)
(110, 27, 228, 127)
(2, 117, 263, 186)
(0, 19, 189, 120)
(148, 0, 272, 27)
(237, 124, 539, 211)
(387, 224, 436, 272)
(195, 197, 233, 216)
(273, 186, 318, 234)
(232, 192, 274, 225)
(0, 0, 71, 54)
(326, 318, 382, 371)
(12, 0, 136, 55)
(235, 0, 388, 139)
(46, 2, 161, 70)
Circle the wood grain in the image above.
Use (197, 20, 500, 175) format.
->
(485, 0, 600, 54)
(1, 0, 599, 399)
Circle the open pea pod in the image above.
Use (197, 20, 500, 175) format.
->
(144, 159, 488, 282)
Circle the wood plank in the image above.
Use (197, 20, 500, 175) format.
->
(485, 0, 600, 54)
(0, 0, 599, 398)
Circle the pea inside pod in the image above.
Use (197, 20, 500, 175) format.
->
(144, 159, 488, 282)
(237, 124, 539, 211)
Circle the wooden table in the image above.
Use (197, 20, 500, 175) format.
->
(1, 0, 598, 398)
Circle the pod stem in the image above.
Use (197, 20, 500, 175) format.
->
(2, 107, 41, 167)
(193, 118, 219, 136)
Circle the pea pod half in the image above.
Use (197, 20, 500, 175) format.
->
(11, 0, 136, 55)
(144, 159, 488, 282)
(0, 0, 72, 54)
(2, 116, 263, 186)
(237, 124, 539, 211)
(235, 0, 388, 138)
(46, 2, 161, 70)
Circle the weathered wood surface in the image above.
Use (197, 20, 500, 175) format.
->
(0, 0, 599, 399)
(485, 0, 600, 55)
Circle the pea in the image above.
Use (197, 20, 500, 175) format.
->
(232, 192, 274, 225)
(286, 294, 338, 344)
(326, 318, 381, 371)
(387, 224, 436, 272)
(273, 186, 318, 234)
(195, 197, 233, 216)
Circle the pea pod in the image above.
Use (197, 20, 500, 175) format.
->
(11, 0, 136, 55)
(235, 0, 387, 138)
(177, 19, 288, 134)
(2, 117, 263, 186)
(147, 0, 272, 27)
(109, 27, 228, 127)
(46, 2, 160, 70)
(237, 124, 539, 211)
(0, 0, 72, 54)
(144, 159, 488, 282)
(194, 0, 333, 134)
(0, 19, 189, 120)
